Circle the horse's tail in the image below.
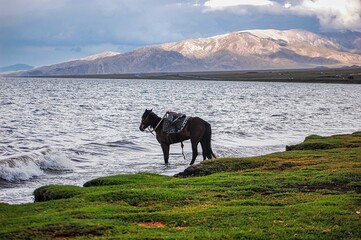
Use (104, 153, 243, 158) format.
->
(204, 122, 216, 159)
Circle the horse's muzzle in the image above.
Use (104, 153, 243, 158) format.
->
(139, 125, 145, 132)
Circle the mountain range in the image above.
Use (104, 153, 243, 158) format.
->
(11, 29, 361, 76)
(0, 64, 33, 73)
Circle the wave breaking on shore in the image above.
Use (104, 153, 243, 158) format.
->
(0, 148, 73, 182)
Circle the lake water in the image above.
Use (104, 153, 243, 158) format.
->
(1, 77, 360, 204)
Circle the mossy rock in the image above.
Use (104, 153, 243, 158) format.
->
(84, 172, 171, 187)
(304, 134, 323, 140)
(286, 132, 361, 151)
(176, 157, 267, 177)
(286, 142, 337, 151)
(34, 185, 84, 202)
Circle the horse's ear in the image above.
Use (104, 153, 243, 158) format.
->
(150, 108, 153, 112)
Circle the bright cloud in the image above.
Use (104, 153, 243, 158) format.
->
(203, 0, 361, 31)
(284, 2, 291, 9)
(290, 0, 361, 31)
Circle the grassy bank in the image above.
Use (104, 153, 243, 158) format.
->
(30, 67, 361, 84)
(1, 132, 361, 239)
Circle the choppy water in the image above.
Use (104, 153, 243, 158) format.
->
(1, 77, 360, 204)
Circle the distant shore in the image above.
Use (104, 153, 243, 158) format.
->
(24, 67, 361, 84)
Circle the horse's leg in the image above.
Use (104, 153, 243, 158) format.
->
(204, 123, 216, 159)
(200, 138, 207, 160)
(190, 139, 199, 165)
(161, 143, 170, 164)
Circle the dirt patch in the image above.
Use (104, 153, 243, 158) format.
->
(138, 222, 166, 228)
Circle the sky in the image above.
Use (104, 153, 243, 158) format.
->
(1, 0, 361, 67)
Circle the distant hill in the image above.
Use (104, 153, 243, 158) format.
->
(0, 64, 33, 72)
(12, 29, 361, 76)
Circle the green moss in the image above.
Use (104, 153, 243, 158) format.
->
(34, 185, 84, 202)
(1, 132, 361, 239)
(175, 157, 267, 177)
(286, 132, 361, 151)
(84, 172, 171, 187)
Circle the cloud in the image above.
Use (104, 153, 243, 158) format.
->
(0, 0, 223, 65)
(0, 0, 359, 66)
(204, 0, 274, 9)
(289, 0, 361, 31)
(202, 0, 361, 31)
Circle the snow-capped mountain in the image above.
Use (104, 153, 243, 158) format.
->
(80, 51, 121, 61)
(158, 29, 340, 58)
(15, 29, 361, 76)
(322, 31, 361, 54)
(157, 29, 360, 67)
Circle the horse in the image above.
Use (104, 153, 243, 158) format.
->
(139, 109, 216, 165)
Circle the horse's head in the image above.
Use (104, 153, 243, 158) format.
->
(139, 109, 153, 132)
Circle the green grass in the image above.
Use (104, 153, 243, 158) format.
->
(1, 132, 361, 239)
(34, 67, 361, 84)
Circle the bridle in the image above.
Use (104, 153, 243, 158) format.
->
(140, 110, 154, 135)
(140, 110, 153, 128)
(141, 111, 167, 135)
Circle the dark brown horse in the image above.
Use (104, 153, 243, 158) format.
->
(139, 109, 216, 165)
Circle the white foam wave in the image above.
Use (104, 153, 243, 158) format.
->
(37, 151, 73, 171)
(0, 158, 43, 181)
(0, 149, 73, 182)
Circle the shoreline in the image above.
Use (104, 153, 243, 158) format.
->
(1, 132, 361, 238)
(12, 67, 361, 84)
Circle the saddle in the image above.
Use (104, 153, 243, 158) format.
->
(162, 112, 190, 133)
